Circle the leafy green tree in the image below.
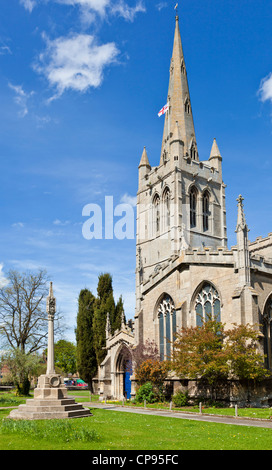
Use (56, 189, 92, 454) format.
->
(1, 349, 40, 396)
(75, 289, 97, 392)
(171, 319, 270, 400)
(54, 339, 77, 375)
(172, 319, 229, 386)
(225, 323, 271, 381)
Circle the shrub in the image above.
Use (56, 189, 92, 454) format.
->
(136, 382, 156, 404)
(172, 391, 188, 407)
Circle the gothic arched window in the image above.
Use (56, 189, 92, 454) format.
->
(190, 143, 197, 161)
(184, 98, 190, 114)
(153, 194, 160, 235)
(158, 294, 176, 360)
(202, 191, 210, 232)
(190, 187, 197, 228)
(263, 295, 272, 370)
(163, 187, 170, 229)
(195, 283, 221, 327)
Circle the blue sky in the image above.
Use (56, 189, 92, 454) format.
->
(0, 0, 272, 342)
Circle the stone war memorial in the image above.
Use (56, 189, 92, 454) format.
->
(8, 283, 91, 420)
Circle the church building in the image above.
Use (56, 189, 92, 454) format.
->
(96, 15, 272, 401)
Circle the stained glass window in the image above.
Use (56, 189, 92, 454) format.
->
(158, 295, 176, 360)
(195, 283, 221, 325)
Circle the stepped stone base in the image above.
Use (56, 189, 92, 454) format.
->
(8, 374, 92, 420)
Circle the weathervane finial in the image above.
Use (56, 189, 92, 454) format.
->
(174, 2, 179, 18)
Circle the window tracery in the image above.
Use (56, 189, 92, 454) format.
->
(195, 283, 221, 326)
(153, 194, 160, 235)
(158, 295, 176, 360)
(190, 187, 197, 228)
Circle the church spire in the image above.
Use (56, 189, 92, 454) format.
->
(161, 15, 198, 162)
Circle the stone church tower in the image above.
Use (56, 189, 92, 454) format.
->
(96, 15, 272, 400)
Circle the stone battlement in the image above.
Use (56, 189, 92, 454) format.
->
(249, 232, 272, 252)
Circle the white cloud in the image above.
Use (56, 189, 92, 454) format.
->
(0, 45, 12, 55)
(53, 219, 71, 225)
(8, 83, 35, 117)
(20, 0, 37, 12)
(35, 33, 119, 99)
(120, 193, 137, 207)
(0, 264, 8, 288)
(111, 0, 146, 22)
(156, 2, 167, 11)
(259, 73, 272, 103)
(12, 222, 25, 228)
(20, 0, 146, 23)
(56, 0, 109, 16)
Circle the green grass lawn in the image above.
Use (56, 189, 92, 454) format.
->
(1, 405, 272, 450)
(1, 391, 272, 450)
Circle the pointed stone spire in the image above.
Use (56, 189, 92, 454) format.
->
(121, 310, 126, 329)
(161, 15, 198, 161)
(209, 138, 222, 172)
(235, 195, 250, 286)
(106, 312, 111, 339)
(209, 138, 221, 159)
(138, 146, 151, 169)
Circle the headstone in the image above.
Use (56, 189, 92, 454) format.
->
(8, 283, 92, 420)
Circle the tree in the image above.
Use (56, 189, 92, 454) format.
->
(135, 359, 170, 401)
(0, 269, 63, 354)
(135, 359, 170, 387)
(75, 289, 97, 392)
(225, 323, 271, 381)
(171, 319, 270, 400)
(172, 320, 229, 387)
(54, 340, 77, 375)
(132, 339, 160, 370)
(1, 349, 41, 395)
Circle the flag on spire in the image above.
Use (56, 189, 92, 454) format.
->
(158, 102, 169, 117)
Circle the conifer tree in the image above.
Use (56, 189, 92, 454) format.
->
(75, 289, 97, 392)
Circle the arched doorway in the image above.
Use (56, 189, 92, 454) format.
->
(116, 345, 133, 399)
